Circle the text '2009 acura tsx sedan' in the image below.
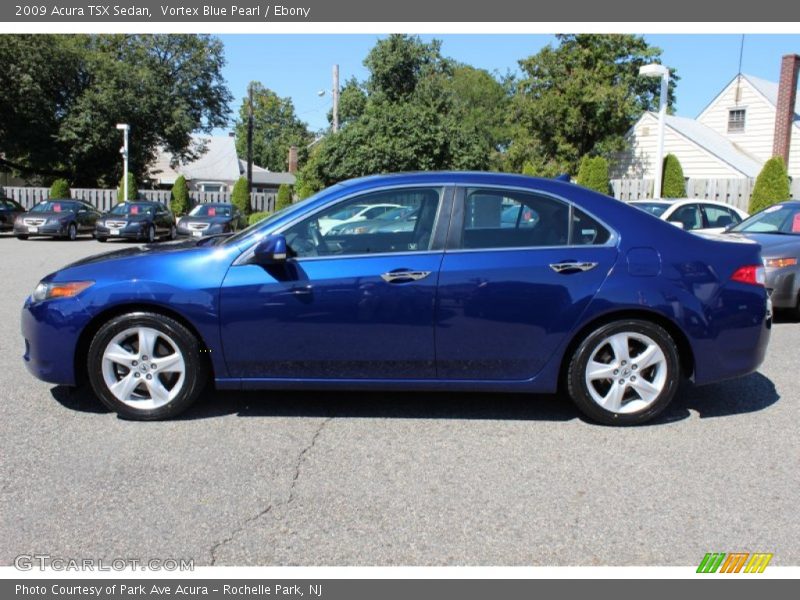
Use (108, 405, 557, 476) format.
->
(21, 172, 771, 425)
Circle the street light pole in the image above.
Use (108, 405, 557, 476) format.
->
(332, 64, 340, 133)
(116, 123, 130, 202)
(639, 64, 670, 199)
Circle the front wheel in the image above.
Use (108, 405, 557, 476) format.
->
(66, 223, 77, 241)
(567, 319, 680, 426)
(169, 225, 177, 240)
(87, 312, 207, 420)
(146, 225, 156, 243)
(16, 234, 28, 240)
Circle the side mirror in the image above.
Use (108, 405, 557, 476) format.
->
(252, 234, 288, 264)
(668, 220, 685, 229)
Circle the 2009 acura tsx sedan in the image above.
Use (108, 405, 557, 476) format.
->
(21, 172, 771, 425)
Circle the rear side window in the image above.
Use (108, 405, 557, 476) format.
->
(702, 204, 740, 228)
(459, 188, 609, 249)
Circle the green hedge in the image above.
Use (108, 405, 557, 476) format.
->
(276, 184, 293, 210)
(248, 211, 271, 226)
(661, 154, 687, 198)
(231, 177, 250, 215)
(117, 173, 137, 202)
(749, 156, 790, 214)
(170, 175, 190, 216)
(576, 156, 610, 194)
(48, 178, 71, 199)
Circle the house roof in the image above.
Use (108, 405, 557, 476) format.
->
(741, 73, 800, 119)
(150, 135, 241, 185)
(237, 160, 296, 186)
(643, 112, 764, 177)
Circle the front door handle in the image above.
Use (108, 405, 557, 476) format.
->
(381, 270, 432, 283)
(549, 261, 598, 274)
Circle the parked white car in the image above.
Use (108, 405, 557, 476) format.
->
(317, 203, 401, 234)
(628, 199, 749, 234)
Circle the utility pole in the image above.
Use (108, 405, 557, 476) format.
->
(116, 123, 130, 201)
(247, 83, 254, 196)
(332, 64, 340, 133)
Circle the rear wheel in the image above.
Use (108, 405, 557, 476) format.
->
(87, 312, 207, 420)
(567, 319, 680, 425)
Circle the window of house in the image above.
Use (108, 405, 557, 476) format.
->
(727, 109, 746, 133)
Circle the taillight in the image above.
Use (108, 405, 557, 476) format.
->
(730, 265, 766, 286)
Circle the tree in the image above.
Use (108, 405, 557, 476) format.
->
(0, 34, 231, 186)
(661, 154, 686, 198)
(749, 157, 790, 214)
(170, 175, 190, 216)
(297, 35, 511, 192)
(117, 172, 137, 201)
(506, 34, 678, 176)
(234, 82, 312, 173)
(275, 184, 293, 210)
(577, 156, 610, 194)
(49, 179, 71, 199)
(231, 176, 250, 215)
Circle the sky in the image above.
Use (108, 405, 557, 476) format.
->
(217, 34, 800, 134)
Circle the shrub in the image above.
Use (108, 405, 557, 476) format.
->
(521, 162, 537, 176)
(749, 156, 790, 214)
(576, 156, 610, 194)
(48, 178, 71, 199)
(170, 175, 190, 216)
(117, 173, 137, 202)
(661, 154, 687, 198)
(231, 177, 250, 215)
(248, 211, 271, 226)
(275, 184, 293, 211)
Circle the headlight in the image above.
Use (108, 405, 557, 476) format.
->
(764, 257, 798, 268)
(32, 281, 94, 302)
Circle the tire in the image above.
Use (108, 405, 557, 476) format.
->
(16, 235, 28, 240)
(169, 225, 177, 240)
(87, 312, 207, 420)
(567, 319, 680, 426)
(146, 225, 155, 243)
(67, 223, 77, 241)
(96, 236, 107, 243)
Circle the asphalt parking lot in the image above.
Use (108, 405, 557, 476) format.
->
(0, 234, 798, 567)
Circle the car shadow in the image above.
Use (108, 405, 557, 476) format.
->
(50, 370, 779, 425)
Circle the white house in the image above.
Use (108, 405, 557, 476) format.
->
(149, 134, 295, 193)
(613, 55, 800, 181)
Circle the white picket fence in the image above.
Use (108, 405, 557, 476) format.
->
(611, 178, 800, 211)
(0, 187, 278, 213)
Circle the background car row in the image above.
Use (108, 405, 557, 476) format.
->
(6, 200, 246, 242)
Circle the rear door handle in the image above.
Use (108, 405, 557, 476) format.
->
(381, 270, 432, 283)
(549, 261, 598, 274)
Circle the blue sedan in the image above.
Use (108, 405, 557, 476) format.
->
(21, 172, 771, 424)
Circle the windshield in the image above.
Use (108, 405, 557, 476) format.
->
(31, 201, 79, 213)
(189, 204, 232, 217)
(223, 185, 344, 246)
(631, 202, 670, 217)
(731, 203, 800, 235)
(110, 203, 154, 216)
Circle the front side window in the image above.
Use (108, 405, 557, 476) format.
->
(284, 187, 443, 258)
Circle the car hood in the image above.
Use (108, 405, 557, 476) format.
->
(21, 211, 75, 219)
(718, 231, 800, 255)
(179, 215, 232, 225)
(58, 238, 214, 270)
(100, 212, 152, 222)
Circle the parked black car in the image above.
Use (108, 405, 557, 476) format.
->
(14, 199, 102, 240)
(0, 198, 25, 231)
(176, 202, 247, 238)
(95, 201, 176, 243)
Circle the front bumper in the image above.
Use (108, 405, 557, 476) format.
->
(13, 222, 68, 237)
(95, 223, 147, 240)
(21, 295, 93, 386)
